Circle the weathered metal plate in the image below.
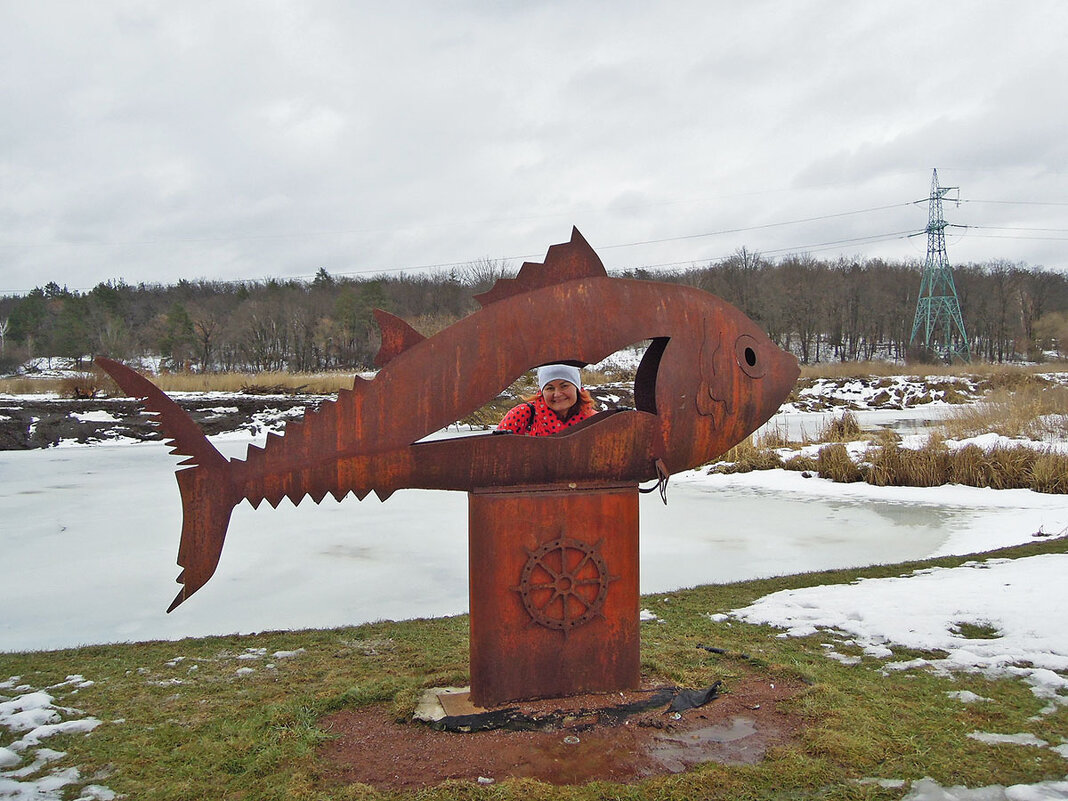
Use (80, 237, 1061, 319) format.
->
(468, 485, 640, 706)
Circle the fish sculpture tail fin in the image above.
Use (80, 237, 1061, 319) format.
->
(169, 465, 237, 611)
(94, 358, 238, 612)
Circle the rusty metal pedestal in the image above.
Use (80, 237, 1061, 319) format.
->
(468, 483, 640, 707)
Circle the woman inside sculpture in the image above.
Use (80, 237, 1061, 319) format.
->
(497, 364, 597, 436)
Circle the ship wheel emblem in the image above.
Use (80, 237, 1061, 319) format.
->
(514, 536, 618, 632)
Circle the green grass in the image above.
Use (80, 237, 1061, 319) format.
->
(3, 537, 1066, 800)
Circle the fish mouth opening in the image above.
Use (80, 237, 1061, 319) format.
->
(415, 339, 668, 443)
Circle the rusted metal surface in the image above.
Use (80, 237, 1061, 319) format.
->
(468, 485, 640, 706)
(95, 227, 799, 614)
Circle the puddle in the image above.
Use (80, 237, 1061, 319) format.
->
(648, 716, 763, 769)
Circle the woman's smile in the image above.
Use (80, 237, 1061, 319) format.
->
(542, 380, 578, 416)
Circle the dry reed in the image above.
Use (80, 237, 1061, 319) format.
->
(783, 453, 818, 472)
(1031, 452, 1068, 494)
(816, 444, 863, 483)
(983, 445, 1037, 489)
(709, 437, 784, 473)
(946, 444, 990, 487)
(941, 385, 1068, 441)
(816, 411, 864, 443)
(755, 425, 793, 450)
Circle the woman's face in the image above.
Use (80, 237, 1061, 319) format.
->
(542, 380, 578, 416)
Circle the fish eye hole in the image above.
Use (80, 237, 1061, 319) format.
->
(734, 335, 766, 379)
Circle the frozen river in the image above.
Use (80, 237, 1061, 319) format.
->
(3, 416, 1065, 653)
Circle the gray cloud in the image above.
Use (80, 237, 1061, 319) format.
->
(2, 1, 1066, 294)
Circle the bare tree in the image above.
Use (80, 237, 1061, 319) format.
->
(190, 302, 224, 371)
(460, 258, 515, 295)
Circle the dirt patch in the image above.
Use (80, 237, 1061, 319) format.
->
(0, 396, 324, 449)
(318, 676, 807, 791)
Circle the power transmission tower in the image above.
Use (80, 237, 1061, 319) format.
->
(909, 168, 970, 362)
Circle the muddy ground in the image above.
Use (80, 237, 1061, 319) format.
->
(318, 675, 807, 791)
(0, 395, 326, 450)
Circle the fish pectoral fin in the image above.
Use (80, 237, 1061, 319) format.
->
(373, 309, 426, 367)
(696, 380, 728, 428)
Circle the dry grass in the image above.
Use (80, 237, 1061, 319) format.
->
(946, 443, 989, 487)
(783, 453, 818, 472)
(940, 384, 1068, 441)
(815, 411, 863, 443)
(1031, 452, 1068, 494)
(910, 433, 953, 487)
(983, 445, 1038, 489)
(709, 377, 1068, 493)
(762, 405, 1068, 493)
(871, 428, 902, 447)
(816, 444, 863, 483)
(856, 440, 1067, 492)
(754, 424, 792, 450)
(0, 370, 365, 396)
(709, 437, 785, 473)
(0, 376, 67, 395)
(153, 371, 364, 394)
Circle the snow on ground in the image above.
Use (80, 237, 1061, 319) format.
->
(781, 372, 1068, 415)
(721, 473, 1068, 799)
(731, 554, 1068, 699)
(782, 374, 983, 413)
(0, 675, 112, 800)
(727, 550, 1068, 799)
(0, 648, 307, 799)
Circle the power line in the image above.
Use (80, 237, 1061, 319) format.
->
(0, 201, 913, 253)
(2, 194, 1063, 294)
(961, 199, 1068, 207)
(597, 203, 913, 250)
(604, 230, 919, 273)
(953, 232, 1068, 242)
(0, 201, 918, 294)
(950, 224, 1068, 234)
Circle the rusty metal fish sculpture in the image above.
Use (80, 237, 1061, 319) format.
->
(96, 228, 799, 612)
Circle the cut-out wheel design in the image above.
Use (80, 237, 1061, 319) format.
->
(515, 536, 617, 631)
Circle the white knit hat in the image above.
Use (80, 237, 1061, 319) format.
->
(537, 364, 582, 391)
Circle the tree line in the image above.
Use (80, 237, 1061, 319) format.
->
(1, 252, 1066, 373)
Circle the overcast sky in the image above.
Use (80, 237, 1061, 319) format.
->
(2, 2, 1066, 295)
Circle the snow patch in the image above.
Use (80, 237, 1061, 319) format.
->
(0, 678, 112, 800)
(967, 731, 1049, 748)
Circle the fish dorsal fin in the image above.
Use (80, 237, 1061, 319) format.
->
(373, 309, 426, 367)
(474, 227, 607, 307)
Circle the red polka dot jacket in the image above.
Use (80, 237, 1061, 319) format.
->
(496, 394, 597, 436)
